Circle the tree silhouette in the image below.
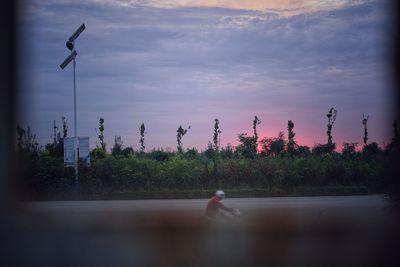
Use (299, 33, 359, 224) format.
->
(139, 123, 146, 153)
(213, 118, 221, 151)
(362, 114, 369, 146)
(52, 120, 58, 145)
(62, 116, 68, 138)
(45, 117, 66, 157)
(386, 119, 400, 153)
(363, 142, 382, 156)
(260, 131, 285, 157)
(236, 133, 257, 158)
(312, 143, 334, 155)
(342, 142, 358, 157)
(236, 116, 261, 158)
(287, 120, 297, 155)
(177, 125, 190, 153)
(253, 115, 261, 143)
(112, 135, 123, 156)
(97, 117, 106, 151)
(326, 107, 338, 146)
(16, 125, 40, 155)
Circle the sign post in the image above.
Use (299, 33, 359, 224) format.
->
(64, 137, 91, 167)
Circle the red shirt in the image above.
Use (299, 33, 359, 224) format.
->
(206, 196, 227, 217)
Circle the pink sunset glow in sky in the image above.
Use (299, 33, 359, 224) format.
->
(17, 0, 397, 152)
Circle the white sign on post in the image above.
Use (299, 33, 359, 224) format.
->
(78, 137, 91, 167)
(64, 137, 76, 167)
(64, 137, 90, 167)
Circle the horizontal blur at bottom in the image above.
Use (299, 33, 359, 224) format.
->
(2, 199, 399, 267)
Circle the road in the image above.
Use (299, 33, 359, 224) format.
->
(20, 195, 390, 230)
(23, 194, 387, 212)
(3, 195, 398, 267)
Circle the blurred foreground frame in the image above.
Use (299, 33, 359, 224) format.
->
(2, 199, 400, 267)
(1, 1, 400, 267)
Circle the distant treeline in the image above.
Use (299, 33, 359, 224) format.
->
(14, 111, 400, 200)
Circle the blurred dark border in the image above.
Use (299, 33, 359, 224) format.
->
(0, 0, 16, 211)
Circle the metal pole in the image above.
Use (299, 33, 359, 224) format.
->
(73, 54, 78, 186)
(60, 24, 85, 192)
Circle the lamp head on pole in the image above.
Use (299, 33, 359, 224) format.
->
(68, 24, 86, 43)
(66, 40, 74, 50)
(60, 23, 85, 69)
(60, 50, 77, 69)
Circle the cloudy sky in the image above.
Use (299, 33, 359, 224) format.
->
(17, 0, 396, 151)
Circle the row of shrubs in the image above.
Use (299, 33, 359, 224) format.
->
(15, 146, 395, 199)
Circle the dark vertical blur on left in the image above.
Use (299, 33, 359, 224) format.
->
(0, 0, 17, 265)
(0, 1, 16, 209)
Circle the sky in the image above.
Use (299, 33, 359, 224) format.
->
(16, 0, 397, 152)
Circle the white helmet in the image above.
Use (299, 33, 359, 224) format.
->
(215, 190, 225, 199)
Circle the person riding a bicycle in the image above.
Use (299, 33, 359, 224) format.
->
(205, 190, 239, 218)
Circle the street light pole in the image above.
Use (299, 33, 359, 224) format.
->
(60, 23, 86, 187)
(73, 56, 78, 185)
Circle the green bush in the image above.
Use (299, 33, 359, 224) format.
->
(16, 145, 391, 199)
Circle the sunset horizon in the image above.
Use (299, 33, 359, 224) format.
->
(16, 0, 397, 152)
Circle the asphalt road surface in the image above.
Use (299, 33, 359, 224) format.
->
(3, 195, 399, 267)
(23, 194, 388, 212)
